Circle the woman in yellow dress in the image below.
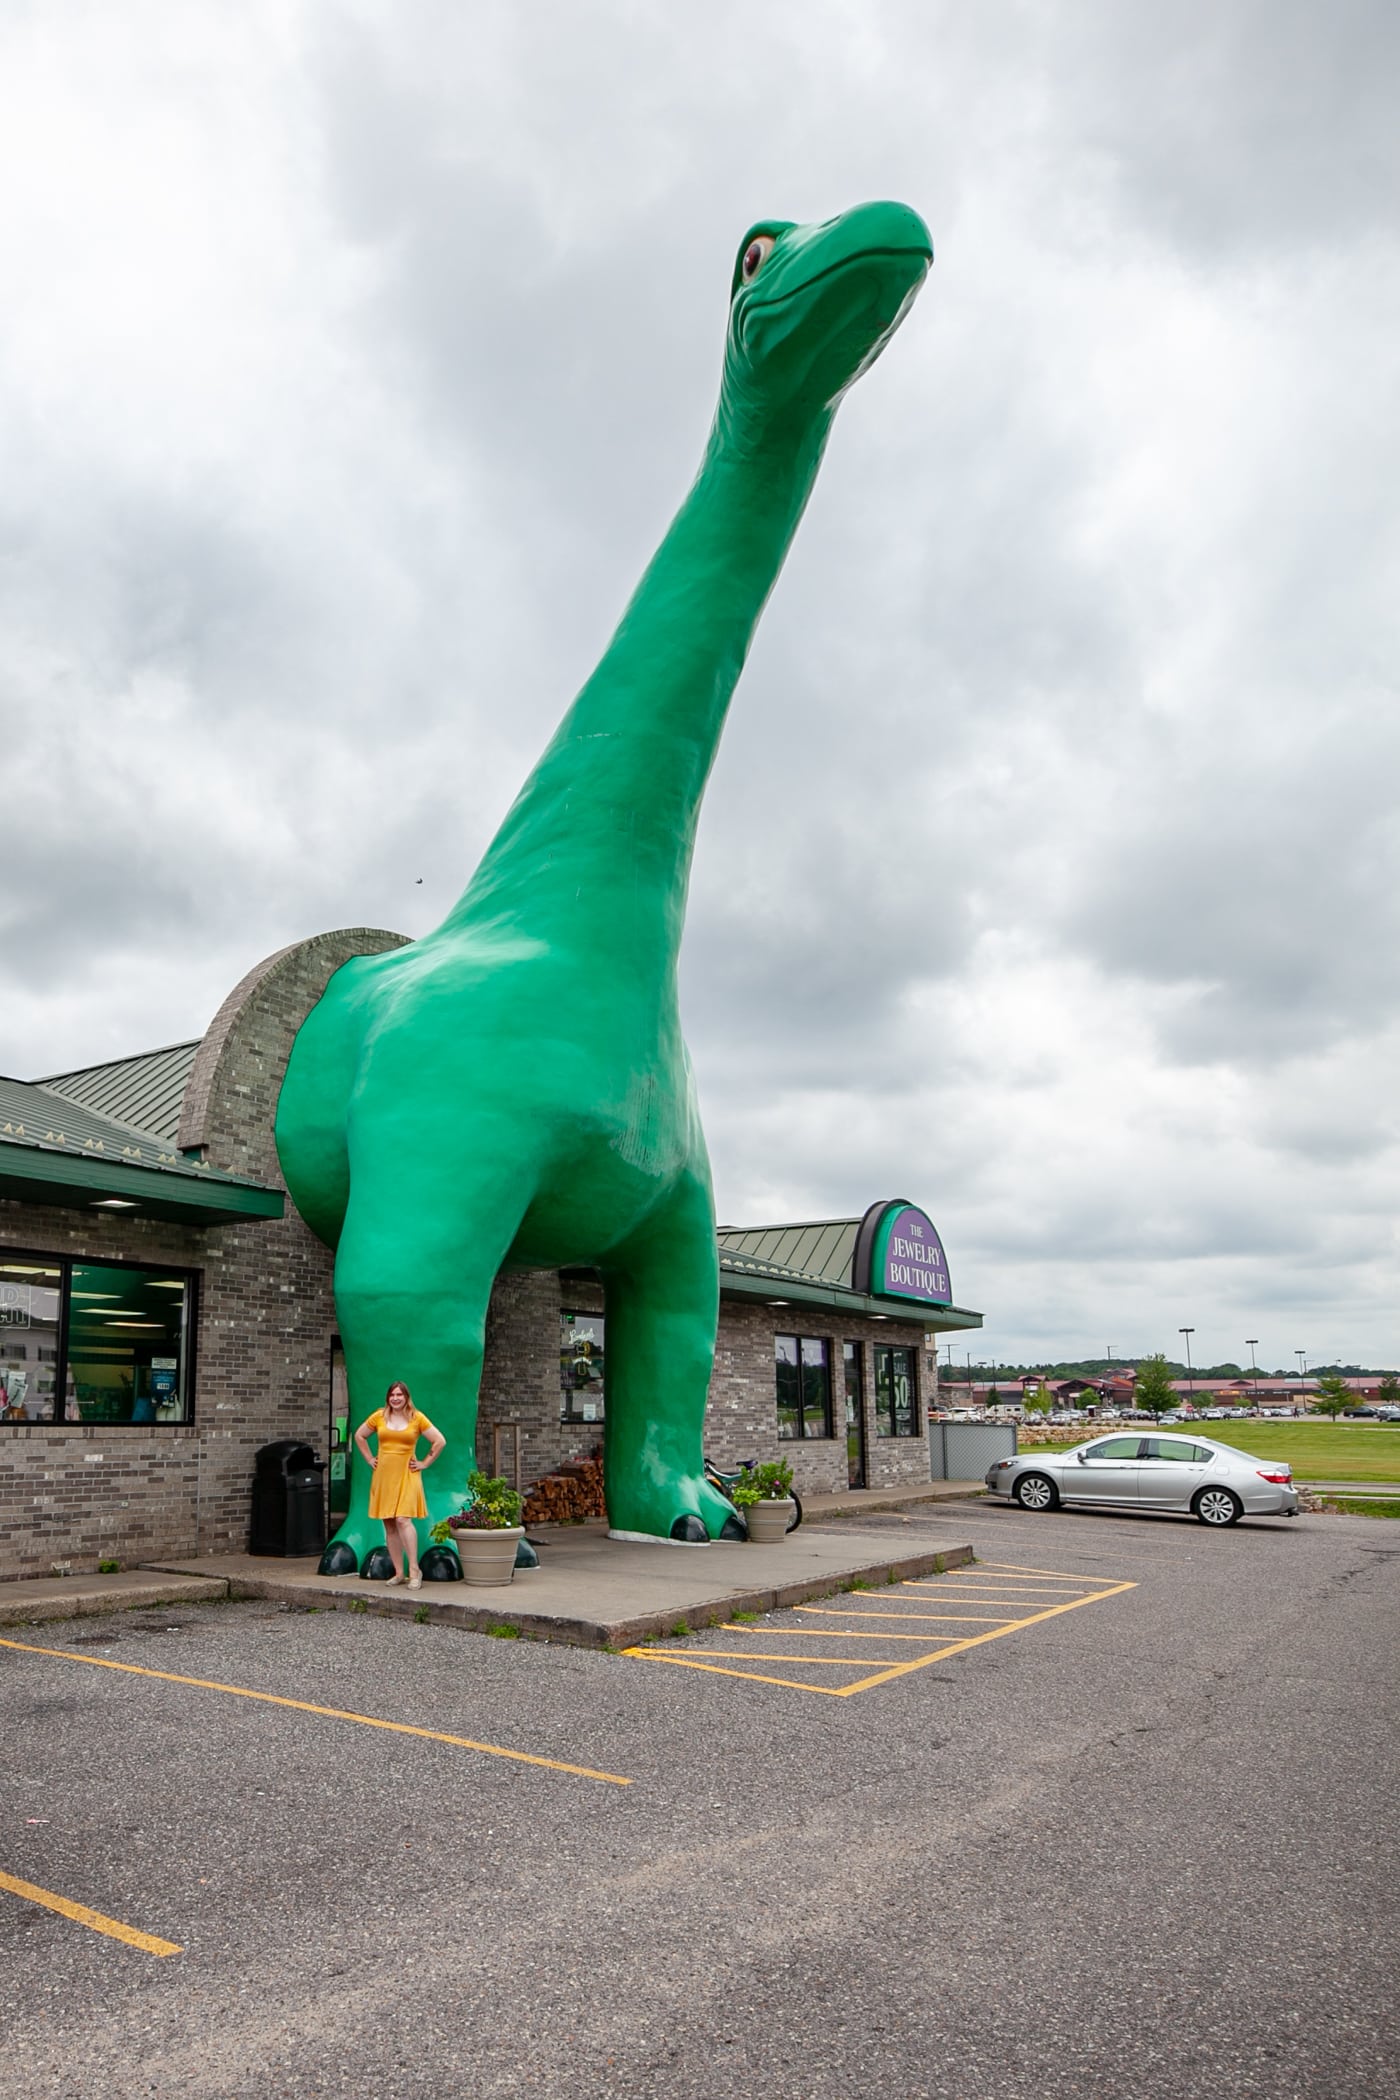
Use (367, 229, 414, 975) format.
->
(354, 1381, 446, 1589)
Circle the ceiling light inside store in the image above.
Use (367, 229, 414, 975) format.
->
(93, 1199, 138, 1209)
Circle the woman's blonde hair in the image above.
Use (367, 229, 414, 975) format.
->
(383, 1381, 413, 1412)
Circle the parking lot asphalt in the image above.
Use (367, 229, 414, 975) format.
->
(4, 1500, 1398, 2100)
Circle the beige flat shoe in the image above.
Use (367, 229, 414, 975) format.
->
(407, 1573, 423, 1591)
(387, 1573, 407, 1585)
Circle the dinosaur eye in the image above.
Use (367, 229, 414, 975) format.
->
(740, 234, 775, 283)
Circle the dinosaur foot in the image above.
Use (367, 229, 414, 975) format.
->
(606, 1476, 745, 1546)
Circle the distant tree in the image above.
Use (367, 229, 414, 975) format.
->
(1023, 1385, 1052, 1417)
(1379, 1373, 1400, 1408)
(1314, 1374, 1351, 1421)
(1135, 1355, 1177, 1419)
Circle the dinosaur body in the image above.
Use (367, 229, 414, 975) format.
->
(275, 202, 932, 1565)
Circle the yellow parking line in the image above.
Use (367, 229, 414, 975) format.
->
(623, 1650, 847, 1695)
(794, 1605, 1021, 1623)
(903, 1587, 1093, 1602)
(0, 1636, 630, 1788)
(977, 1559, 1114, 1580)
(643, 1649, 882, 1667)
(0, 1868, 180, 1957)
(723, 1625, 979, 1641)
(836, 1581, 1138, 1694)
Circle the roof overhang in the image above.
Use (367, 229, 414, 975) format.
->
(719, 1262, 982, 1332)
(0, 1145, 284, 1226)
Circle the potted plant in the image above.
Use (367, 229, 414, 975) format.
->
(430, 1470, 525, 1586)
(732, 1459, 797, 1544)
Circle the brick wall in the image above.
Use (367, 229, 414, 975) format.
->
(706, 1298, 931, 1495)
(0, 929, 403, 1581)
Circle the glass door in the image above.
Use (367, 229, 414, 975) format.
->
(328, 1341, 350, 1529)
(844, 1341, 867, 1488)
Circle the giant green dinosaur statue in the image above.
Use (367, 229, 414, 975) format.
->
(275, 201, 932, 1568)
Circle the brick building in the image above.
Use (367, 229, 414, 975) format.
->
(0, 931, 982, 1582)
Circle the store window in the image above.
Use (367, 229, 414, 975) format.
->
(874, 1344, 918, 1437)
(0, 1253, 195, 1425)
(775, 1335, 832, 1440)
(0, 1260, 61, 1421)
(560, 1310, 606, 1424)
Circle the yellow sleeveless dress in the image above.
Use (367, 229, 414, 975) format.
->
(366, 1407, 434, 1520)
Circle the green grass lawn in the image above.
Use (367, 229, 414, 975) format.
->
(1019, 1421, 1400, 1484)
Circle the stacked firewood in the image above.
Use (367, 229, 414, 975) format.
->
(522, 1449, 607, 1526)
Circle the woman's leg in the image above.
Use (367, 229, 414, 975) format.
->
(382, 1519, 404, 1579)
(400, 1515, 421, 1582)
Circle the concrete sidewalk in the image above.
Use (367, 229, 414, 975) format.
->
(802, 1479, 986, 1518)
(0, 1512, 976, 1648)
(0, 1566, 229, 1627)
(146, 1520, 975, 1648)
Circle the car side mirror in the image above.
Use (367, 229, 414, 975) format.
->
(1076, 1451, 1087, 1463)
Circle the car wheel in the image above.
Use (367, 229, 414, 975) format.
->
(1193, 1486, 1242, 1527)
(1013, 1472, 1059, 1513)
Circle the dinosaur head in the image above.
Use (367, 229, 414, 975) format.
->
(721, 200, 932, 437)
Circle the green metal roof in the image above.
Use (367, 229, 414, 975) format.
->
(716, 1217, 982, 1333)
(37, 1041, 199, 1146)
(717, 1218, 861, 1288)
(0, 1076, 283, 1226)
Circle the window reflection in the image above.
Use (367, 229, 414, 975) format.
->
(775, 1335, 831, 1440)
(874, 1345, 917, 1438)
(0, 1262, 61, 1421)
(560, 1310, 606, 1424)
(66, 1264, 191, 1424)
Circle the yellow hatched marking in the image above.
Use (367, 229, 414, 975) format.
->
(0, 1636, 630, 1787)
(623, 1650, 848, 1695)
(722, 1625, 974, 1641)
(976, 1559, 1121, 1580)
(624, 1576, 1137, 1699)
(793, 1605, 1022, 1623)
(906, 1590, 1096, 1604)
(637, 1649, 887, 1667)
(0, 1868, 180, 1957)
(835, 1581, 1138, 1693)
(929, 1573, 1097, 1588)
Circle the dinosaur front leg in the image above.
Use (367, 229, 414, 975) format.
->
(600, 1173, 745, 1544)
(319, 1154, 533, 1575)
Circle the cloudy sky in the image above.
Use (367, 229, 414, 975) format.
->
(2, 1, 1396, 1372)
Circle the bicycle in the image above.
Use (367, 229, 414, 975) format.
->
(703, 1454, 803, 1532)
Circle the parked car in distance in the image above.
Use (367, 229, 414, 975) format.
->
(983, 1432, 1299, 1527)
(1343, 1407, 1378, 1419)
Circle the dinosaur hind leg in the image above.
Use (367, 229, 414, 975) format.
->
(275, 995, 363, 1250)
(600, 1172, 743, 1544)
(319, 1147, 535, 1575)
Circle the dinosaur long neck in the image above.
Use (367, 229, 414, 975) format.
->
(444, 410, 832, 947)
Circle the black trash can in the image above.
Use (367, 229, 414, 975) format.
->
(250, 1439, 326, 1556)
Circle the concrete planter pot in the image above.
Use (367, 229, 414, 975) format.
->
(744, 1498, 796, 1544)
(450, 1525, 525, 1586)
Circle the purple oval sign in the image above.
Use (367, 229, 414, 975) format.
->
(852, 1199, 953, 1305)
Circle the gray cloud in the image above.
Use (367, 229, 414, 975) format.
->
(0, 0, 1395, 1367)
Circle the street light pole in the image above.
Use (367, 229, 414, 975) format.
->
(1296, 1349, 1307, 1395)
(1246, 1338, 1259, 1413)
(1179, 1327, 1195, 1404)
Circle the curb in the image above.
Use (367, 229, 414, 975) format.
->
(195, 1541, 976, 1650)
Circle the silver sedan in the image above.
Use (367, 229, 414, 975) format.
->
(984, 1432, 1299, 1527)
